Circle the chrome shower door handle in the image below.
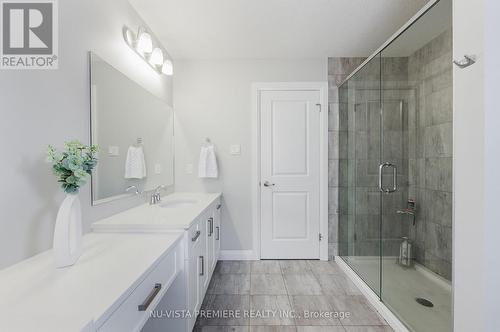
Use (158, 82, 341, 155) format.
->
(379, 162, 397, 193)
(390, 163, 397, 193)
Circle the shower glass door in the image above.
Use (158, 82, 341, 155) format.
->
(379, 0, 453, 330)
(339, 1, 453, 331)
(338, 54, 382, 295)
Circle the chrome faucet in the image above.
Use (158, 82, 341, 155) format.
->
(150, 184, 167, 205)
(397, 199, 417, 225)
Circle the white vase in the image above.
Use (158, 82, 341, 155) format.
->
(53, 193, 83, 268)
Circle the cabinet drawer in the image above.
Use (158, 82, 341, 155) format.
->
(97, 242, 182, 332)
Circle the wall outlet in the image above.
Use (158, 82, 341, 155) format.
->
(186, 163, 193, 174)
(108, 146, 119, 156)
(154, 163, 162, 174)
(230, 144, 241, 155)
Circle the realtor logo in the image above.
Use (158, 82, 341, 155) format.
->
(1, 0, 58, 69)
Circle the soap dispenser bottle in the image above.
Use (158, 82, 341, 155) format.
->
(398, 237, 412, 267)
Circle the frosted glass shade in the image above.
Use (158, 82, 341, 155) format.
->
(150, 48, 164, 66)
(123, 27, 135, 46)
(136, 31, 153, 55)
(162, 59, 173, 75)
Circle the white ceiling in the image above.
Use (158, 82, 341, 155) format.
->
(129, 0, 430, 60)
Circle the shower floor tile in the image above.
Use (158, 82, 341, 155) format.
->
(344, 257, 452, 332)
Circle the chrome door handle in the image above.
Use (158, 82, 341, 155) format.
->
(138, 283, 162, 311)
(390, 164, 397, 193)
(191, 230, 201, 242)
(378, 163, 387, 193)
(216, 226, 220, 240)
(263, 181, 275, 187)
(199, 256, 204, 276)
(208, 218, 213, 236)
(379, 162, 397, 193)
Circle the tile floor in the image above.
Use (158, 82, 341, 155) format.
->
(194, 260, 393, 332)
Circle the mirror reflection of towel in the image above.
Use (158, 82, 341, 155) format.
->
(125, 146, 147, 179)
(198, 144, 218, 178)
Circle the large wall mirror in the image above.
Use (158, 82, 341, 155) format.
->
(90, 52, 174, 205)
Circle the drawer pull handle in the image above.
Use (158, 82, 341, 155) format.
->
(216, 226, 220, 240)
(138, 283, 162, 311)
(199, 256, 205, 276)
(191, 230, 201, 242)
(216, 204, 222, 210)
(208, 217, 214, 236)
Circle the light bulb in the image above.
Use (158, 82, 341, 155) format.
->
(150, 48, 164, 66)
(162, 59, 173, 75)
(123, 27, 135, 46)
(136, 31, 152, 55)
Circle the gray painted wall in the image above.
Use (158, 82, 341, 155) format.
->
(0, 0, 173, 269)
(173, 59, 327, 253)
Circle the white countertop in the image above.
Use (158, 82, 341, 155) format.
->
(0, 232, 183, 332)
(92, 192, 221, 232)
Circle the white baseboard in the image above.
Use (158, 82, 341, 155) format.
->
(219, 250, 258, 261)
(335, 256, 409, 332)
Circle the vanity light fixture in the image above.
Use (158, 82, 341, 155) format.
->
(122, 26, 173, 76)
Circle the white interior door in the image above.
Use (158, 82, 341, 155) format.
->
(260, 89, 321, 259)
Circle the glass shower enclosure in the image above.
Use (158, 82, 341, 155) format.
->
(338, 0, 453, 331)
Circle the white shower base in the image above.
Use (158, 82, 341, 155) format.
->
(339, 256, 452, 332)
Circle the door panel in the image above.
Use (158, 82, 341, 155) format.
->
(271, 101, 309, 175)
(260, 89, 321, 259)
(272, 192, 309, 239)
(338, 54, 382, 295)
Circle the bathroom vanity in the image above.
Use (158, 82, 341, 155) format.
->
(93, 192, 222, 332)
(0, 232, 184, 332)
(0, 192, 221, 332)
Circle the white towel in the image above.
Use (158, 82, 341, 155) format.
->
(124, 146, 147, 179)
(198, 144, 218, 178)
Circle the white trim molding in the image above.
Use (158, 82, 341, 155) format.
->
(251, 82, 329, 261)
(219, 250, 258, 261)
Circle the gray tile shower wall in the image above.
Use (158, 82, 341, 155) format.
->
(328, 57, 366, 259)
(407, 29, 453, 280)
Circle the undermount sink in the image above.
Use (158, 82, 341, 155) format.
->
(158, 199, 198, 208)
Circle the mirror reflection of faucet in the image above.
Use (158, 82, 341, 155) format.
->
(397, 199, 416, 225)
(150, 184, 167, 205)
(125, 185, 142, 195)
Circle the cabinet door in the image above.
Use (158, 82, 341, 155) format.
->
(202, 212, 213, 291)
(213, 202, 222, 269)
(187, 222, 202, 314)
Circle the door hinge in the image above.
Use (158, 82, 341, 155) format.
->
(316, 103, 322, 112)
(319, 233, 323, 242)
